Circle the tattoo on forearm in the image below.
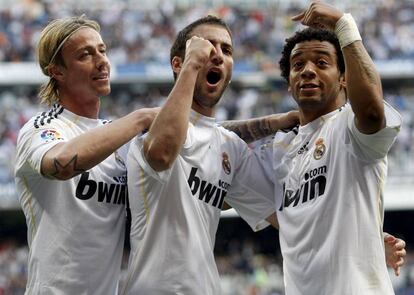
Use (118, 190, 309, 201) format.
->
(348, 44, 378, 85)
(221, 118, 272, 143)
(50, 155, 85, 179)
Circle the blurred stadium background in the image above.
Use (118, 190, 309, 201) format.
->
(0, 0, 413, 294)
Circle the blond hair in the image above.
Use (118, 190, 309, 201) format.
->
(37, 15, 100, 106)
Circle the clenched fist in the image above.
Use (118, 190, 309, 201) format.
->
(183, 36, 216, 72)
(292, 1, 343, 31)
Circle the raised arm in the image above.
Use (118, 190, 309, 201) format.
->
(221, 111, 299, 143)
(144, 36, 215, 171)
(41, 108, 158, 180)
(292, 2, 385, 134)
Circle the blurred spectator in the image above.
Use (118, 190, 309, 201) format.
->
(0, 0, 413, 64)
(1, 239, 414, 295)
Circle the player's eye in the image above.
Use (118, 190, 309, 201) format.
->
(222, 46, 233, 56)
(79, 51, 90, 59)
(292, 61, 303, 70)
(317, 60, 328, 66)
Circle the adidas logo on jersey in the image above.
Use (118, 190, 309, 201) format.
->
(297, 141, 309, 155)
(279, 165, 327, 211)
(75, 172, 128, 206)
(33, 104, 64, 128)
(187, 167, 229, 209)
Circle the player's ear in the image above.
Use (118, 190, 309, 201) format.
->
(286, 76, 292, 93)
(171, 56, 183, 77)
(48, 64, 65, 82)
(339, 74, 346, 90)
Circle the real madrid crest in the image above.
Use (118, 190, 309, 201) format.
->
(313, 138, 326, 160)
(222, 152, 231, 175)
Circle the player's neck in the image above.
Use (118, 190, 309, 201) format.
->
(191, 101, 215, 118)
(299, 94, 346, 126)
(299, 103, 342, 126)
(59, 95, 100, 119)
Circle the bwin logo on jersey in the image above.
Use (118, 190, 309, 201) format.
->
(279, 165, 327, 211)
(75, 172, 128, 205)
(187, 167, 229, 209)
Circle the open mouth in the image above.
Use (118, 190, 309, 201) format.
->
(206, 70, 222, 86)
(300, 83, 319, 89)
(93, 73, 109, 81)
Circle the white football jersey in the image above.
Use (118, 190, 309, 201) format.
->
(122, 111, 275, 295)
(15, 104, 128, 295)
(258, 102, 400, 295)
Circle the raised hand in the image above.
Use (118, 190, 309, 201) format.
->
(183, 36, 216, 72)
(291, 1, 343, 31)
(384, 233, 407, 276)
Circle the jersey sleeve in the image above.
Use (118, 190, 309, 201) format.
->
(226, 185, 274, 232)
(127, 123, 196, 183)
(127, 134, 171, 183)
(252, 136, 276, 181)
(347, 101, 401, 160)
(16, 121, 67, 176)
(225, 138, 276, 232)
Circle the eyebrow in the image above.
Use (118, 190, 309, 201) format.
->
(221, 42, 233, 50)
(209, 37, 233, 47)
(190, 32, 232, 48)
(75, 43, 106, 53)
(290, 49, 333, 60)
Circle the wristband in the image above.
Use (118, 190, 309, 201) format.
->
(334, 13, 362, 49)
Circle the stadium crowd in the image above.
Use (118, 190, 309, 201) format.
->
(0, 0, 413, 64)
(1, 238, 414, 295)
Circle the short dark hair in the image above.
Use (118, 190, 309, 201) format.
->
(170, 15, 232, 80)
(279, 28, 345, 82)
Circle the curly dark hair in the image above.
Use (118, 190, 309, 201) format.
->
(170, 15, 232, 80)
(279, 28, 345, 82)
